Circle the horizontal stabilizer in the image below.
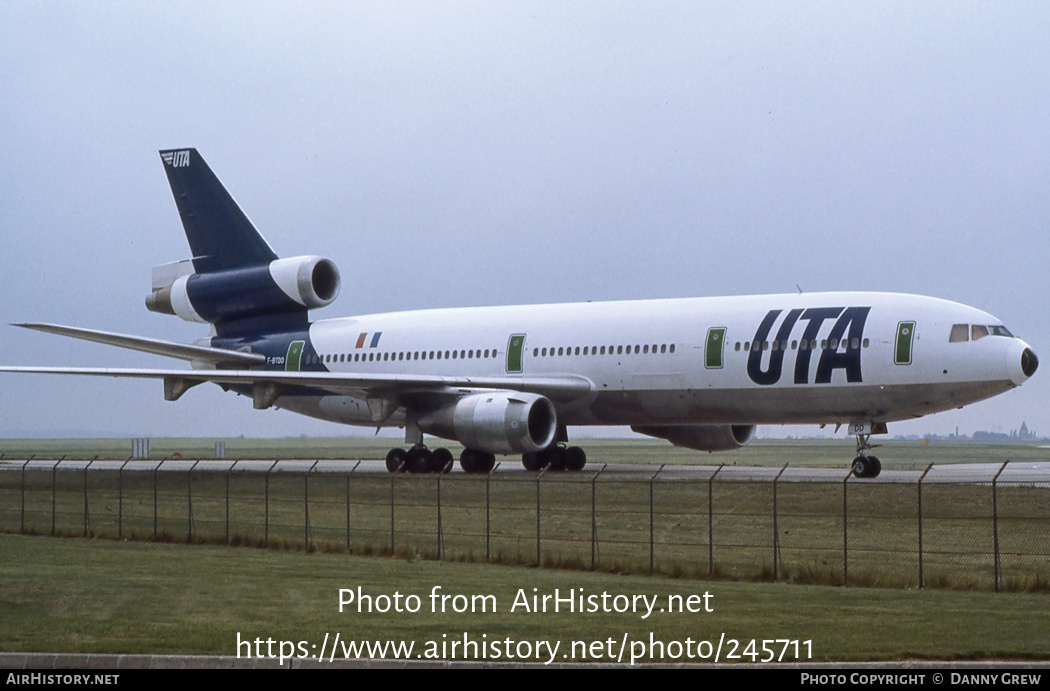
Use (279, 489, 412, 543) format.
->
(12, 323, 266, 368)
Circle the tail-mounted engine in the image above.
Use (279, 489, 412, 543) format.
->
(146, 255, 340, 332)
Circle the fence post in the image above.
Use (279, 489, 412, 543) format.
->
(649, 465, 665, 574)
(225, 461, 233, 545)
(536, 466, 548, 566)
(305, 461, 318, 549)
(152, 460, 159, 538)
(486, 463, 498, 562)
(709, 465, 724, 575)
(772, 464, 788, 581)
(118, 459, 130, 540)
(591, 464, 607, 570)
(437, 470, 443, 560)
(20, 459, 30, 534)
(265, 461, 277, 546)
(917, 464, 933, 589)
(187, 460, 200, 541)
(842, 468, 851, 586)
(51, 457, 63, 537)
(390, 465, 396, 555)
(347, 461, 360, 553)
(992, 461, 1009, 592)
(83, 459, 95, 537)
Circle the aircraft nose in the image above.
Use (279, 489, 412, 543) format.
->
(1022, 347, 1039, 378)
(1007, 340, 1038, 386)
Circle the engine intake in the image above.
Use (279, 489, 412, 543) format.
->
(418, 392, 557, 455)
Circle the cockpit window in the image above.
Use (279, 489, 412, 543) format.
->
(949, 324, 969, 343)
(971, 325, 989, 341)
(989, 325, 1014, 338)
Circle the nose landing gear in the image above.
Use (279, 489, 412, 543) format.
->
(851, 432, 882, 479)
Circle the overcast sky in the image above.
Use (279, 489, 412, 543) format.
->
(1, 2, 1047, 442)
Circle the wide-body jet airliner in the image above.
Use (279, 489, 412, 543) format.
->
(1, 149, 1038, 478)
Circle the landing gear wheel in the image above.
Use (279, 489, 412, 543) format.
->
(546, 446, 568, 471)
(460, 449, 496, 474)
(385, 448, 408, 473)
(565, 446, 587, 471)
(431, 448, 454, 473)
(851, 456, 882, 479)
(851, 429, 884, 479)
(522, 452, 544, 472)
(406, 446, 433, 474)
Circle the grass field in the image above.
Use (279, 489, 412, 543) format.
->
(1, 533, 1048, 662)
(2, 438, 1049, 593)
(1, 438, 1048, 662)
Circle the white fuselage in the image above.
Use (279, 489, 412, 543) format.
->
(278, 291, 1032, 431)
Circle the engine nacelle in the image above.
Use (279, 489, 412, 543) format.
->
(418, 392, 558, 455)
(146, 255, 340, 326)
(632, 424, 756, 452)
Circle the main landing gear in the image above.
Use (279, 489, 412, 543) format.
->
(851, 433, 882, 479)
(521, 445, 587, 472)
(385, 445, 496, 474)
(384, 444, 588, 474)
(385, 445, 454, 474)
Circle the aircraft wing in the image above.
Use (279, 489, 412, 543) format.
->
(0, 365, 593, 408)
(12, 323, 265, 368)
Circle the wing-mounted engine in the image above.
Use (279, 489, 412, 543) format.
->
(632, 424, 756, 452)
(418, 391, 558, 455)
(146, 255, 340, 332)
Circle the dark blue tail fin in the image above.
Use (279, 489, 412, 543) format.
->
(150, 149, 341, 339)
(159, 149, 278, 274)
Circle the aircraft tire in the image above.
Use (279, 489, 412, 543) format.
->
(565, 446, 587, 471)
(522, 452, 544, 471)
(867, 456, 882, 478)
(386, 448, 408, 473)
(546, 446, 568, 471)
(431, 447, 454, 473)
(851, 456, 869, 479)
(407, 446, 433, 474)
(461, 448, 495, 474)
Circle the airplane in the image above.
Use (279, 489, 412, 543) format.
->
(0, 149, 1039, 478)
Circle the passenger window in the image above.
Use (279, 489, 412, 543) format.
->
(972, 325, 988, 341)
(949, 324, 969, 342)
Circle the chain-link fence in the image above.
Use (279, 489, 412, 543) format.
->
(2, 459, 1047, 591)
